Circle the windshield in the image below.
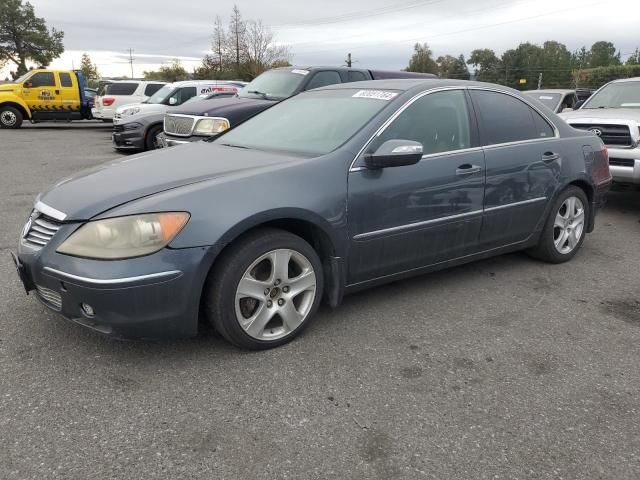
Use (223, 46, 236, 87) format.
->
(145, 84, 175, 104)
(238, 70, 307, 100)
(524, 92, 561, 111)
(216, 88, 397, 155)
(13, 72, 33, 84)
(582, 82, 640, 109)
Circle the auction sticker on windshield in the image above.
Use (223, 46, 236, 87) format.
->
(291, 69, 310, 75)
(353, 90, 399, 101)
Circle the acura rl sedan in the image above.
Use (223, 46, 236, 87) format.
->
(13, 79, 612, 349)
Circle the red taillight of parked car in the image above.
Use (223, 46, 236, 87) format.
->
(600, 143, 609, 165)
(102, 98, 115, 106)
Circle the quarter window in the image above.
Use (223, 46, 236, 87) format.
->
(28, 72, 56, 87)
(306, 71, 342, 90)
(59, 72, 73, 87)
(145, 83, 165, 96)
(471, 90, 554, 145)
(372, 89, 472, 155)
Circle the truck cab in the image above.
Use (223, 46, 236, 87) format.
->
(0, 69, 92, 128)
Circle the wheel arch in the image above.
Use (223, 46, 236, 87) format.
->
(0, 101, 30, 120)
(567, 177, 595, 232)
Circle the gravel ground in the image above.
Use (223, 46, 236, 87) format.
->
(1, 123, 640, 479)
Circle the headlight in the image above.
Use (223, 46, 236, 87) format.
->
(121, 106, 141, 116)
(193, 117, 229, 136)
(57, 212, 189, 260)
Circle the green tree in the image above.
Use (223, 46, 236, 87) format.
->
(144, 60, 188, 82)
(467, 48, 502, 83)
(407, 43, 438, 74)
(589, 41, 621, 68)
(79, 52, 99, 79)
(626, 48, 640, 65)
(436, 54, 469, 79)
(572, 46, 591, 69)
(0, 0, 64, 77)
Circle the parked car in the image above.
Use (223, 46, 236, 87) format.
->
(112, 81, 242, 151)
(523, 89, 578, 113)
(92, 80, 166, 122)
(560, 77, 640, 185)
(160, 66, 437, 147)
(84, 88, 97, 110)
(0, 69, 93, 128)
(575, 88, 595, 103)
(13, 79, 611, 349)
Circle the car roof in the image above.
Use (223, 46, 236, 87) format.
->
(524, 89, 575, 94)
(314, 78, 519, 92)
(169, 80, 240, 87)
(274, 65, 369, 73)
(610, 77, 640, 83)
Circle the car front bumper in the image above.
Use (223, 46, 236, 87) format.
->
(15, 233, 213, 339)
(112, 125, 145, 150)
(606, 147, 640, 185)
(157, 133, 209, 148)
(91, 108, 114, 121)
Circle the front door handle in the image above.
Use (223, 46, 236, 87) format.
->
(456, 164, 482, 176)
(542, 152, 560, 163)
(55, 90, 60, 95)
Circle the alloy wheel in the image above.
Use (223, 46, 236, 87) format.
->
(235, 248, 317, 341)
(1, 110, 17, 127)
(553, 196, 585, 255)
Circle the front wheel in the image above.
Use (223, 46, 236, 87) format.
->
(0, 106, 23, 128)
(527, 186, 589, 263)
(145, 124, 164, 150)
(204, 228, 324, 350)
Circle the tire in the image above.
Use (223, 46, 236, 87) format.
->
(527, 186, 589, 263)
(144, 124, 164, 151)
(0, 106, 23, 129)
(204, 228, 324, 350)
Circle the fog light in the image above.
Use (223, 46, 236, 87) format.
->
(81, 303, 95, 317)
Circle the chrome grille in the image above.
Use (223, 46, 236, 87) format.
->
(570, 123, 633, 147)
(36, 285, 62, 311)
(22, 213, 63, 249)
(164, 115, 195, 136)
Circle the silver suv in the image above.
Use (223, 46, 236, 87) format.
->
(560, 77, 640, 185)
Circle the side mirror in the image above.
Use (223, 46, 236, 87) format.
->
(574, 100, 585, 110)
(169, 97, 177, 105)
(23, 81, 32, 88)
(364, 140, 423, 169)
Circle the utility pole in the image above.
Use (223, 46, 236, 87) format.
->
(345, 53, 352, 67)
(127, 49, 134, 79)
(537, 72, 543, 89)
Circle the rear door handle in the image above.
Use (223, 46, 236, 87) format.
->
(542, 152, 560, 163)
(456, 164, 482, 176)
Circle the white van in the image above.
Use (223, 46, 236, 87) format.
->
(112, 80, 243, 125)
(92, 80, 167, 122)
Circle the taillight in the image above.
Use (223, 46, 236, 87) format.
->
(102, 97, 115, 106)
(600, 143, 609, 165)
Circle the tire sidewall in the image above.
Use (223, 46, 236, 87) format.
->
(0, 106, 23, 129)
(145, 124, 163, 150)
(208, 230, 324, 349)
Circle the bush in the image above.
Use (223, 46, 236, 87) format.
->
(574, 64, 640, 89)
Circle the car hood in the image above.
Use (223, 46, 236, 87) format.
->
(38, 141, 298, 220)
(170, 95, 276, 116)
(0, 83, 20, 94)
(560, 108, 640, 123)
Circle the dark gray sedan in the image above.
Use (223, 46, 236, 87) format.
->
(13, 79, 612, 349)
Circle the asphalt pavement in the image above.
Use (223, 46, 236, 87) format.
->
(1, 123, 639, 479)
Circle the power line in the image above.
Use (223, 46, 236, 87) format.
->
(127, 48, 134, 79)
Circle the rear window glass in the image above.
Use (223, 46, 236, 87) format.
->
(59, 72, 73, 87)
(144, 83, 165, 96)
(105, 83, 138, 96)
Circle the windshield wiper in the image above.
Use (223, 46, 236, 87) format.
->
(219, 143, 250, 149)
(247, 90, 268, 99)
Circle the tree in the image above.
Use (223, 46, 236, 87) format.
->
(242, 20, 291, 79)
(589, 41, 621, 68)
(436, 54, 469, 80)
(0, 0, 64, 77)
(407, 43, 437, 74)
(228, 5, 245, 76)
(79, 52, 99, 80)
(467, 48, 502, 83)
(626, 48, 640, 65)
(143, 60, 188, 82)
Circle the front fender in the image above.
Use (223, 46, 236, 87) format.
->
(0, 92, 32, 118)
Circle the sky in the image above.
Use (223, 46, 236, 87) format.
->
(2, 0, 638, 79)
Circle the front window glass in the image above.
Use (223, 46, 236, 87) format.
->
(146, 85, 174, 104)
(29, 72, 56, 87)
(217, 88, 396, 155)
(238, 70, 307, 100)
(372, 90, 471, 155)
(582, 82, 640, 109)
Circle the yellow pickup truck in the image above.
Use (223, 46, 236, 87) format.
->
(0, 69, 93, 128)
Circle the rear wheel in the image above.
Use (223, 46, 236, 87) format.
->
(204, 228, 323, 350)
(145, 124, 164, 150)
(527, 186, 589, 263)
(0, 106, 23, 128)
